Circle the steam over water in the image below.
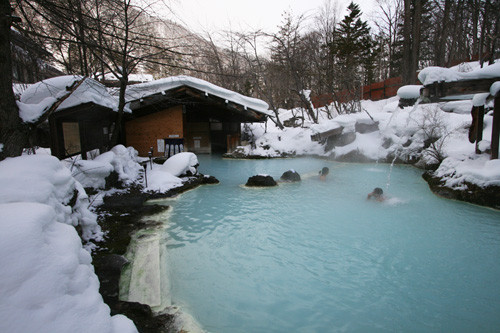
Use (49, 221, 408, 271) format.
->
(163, 156, 500, 332)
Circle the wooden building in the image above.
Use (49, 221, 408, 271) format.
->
(48, 102, 115, 160)
(23, 75, 269, 159)
(20, 76, 119, 160)
(122, 76, 271, 157)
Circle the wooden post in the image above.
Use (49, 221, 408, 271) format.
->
(475, 105, 484, 154)
(492, 95, 500, 159)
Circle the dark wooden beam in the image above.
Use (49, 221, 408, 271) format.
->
(421, 77, 500, 103)
(476, 105, 484, 154)
(492, 94, 500, 159)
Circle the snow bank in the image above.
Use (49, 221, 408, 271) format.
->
(418, 61, 500, 85)
(18, 75, 120, 123)
(0, 202, 137, 333)
(120, 75, 272, 116)
(72, 145, 143, 189)
(0, 155, 101, 242)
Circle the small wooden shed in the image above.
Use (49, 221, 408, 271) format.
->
(122, 76, 270, 157)
(48, 102, 115, 159)
(19, 75, 119, 160)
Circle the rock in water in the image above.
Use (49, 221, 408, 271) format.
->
(246, 175, 277, 187)
(280, 170, 301, 182)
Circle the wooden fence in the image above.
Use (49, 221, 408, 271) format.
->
(311, 76, 403, 108)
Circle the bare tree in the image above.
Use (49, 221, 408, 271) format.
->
(374, 0, 402, 78)
(314, 0, 341, 93)
(15, 0, 193, 145)
(270, 11, 318, 123)
(416, 106, 451, 164)
(238, 31, 284, 129)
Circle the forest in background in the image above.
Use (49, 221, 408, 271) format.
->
(1, 0, 499, 158)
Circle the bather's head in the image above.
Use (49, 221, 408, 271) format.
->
(367, 187, 385, 201)
(320, 167, 329, 176)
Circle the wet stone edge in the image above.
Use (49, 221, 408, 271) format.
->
(91, 174, 219, 333)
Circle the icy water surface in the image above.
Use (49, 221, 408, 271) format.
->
(163, 156, 500, 332)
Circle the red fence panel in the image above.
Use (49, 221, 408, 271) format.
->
(311, 76, 404, 107)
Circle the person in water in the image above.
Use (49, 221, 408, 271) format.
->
(319, 167, 329, 181)
(367, 187, 385, 202)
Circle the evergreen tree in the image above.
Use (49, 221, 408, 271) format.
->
(327, 2, 378, 113)
(329, 2, 374, 70)
(329, 2, 378, 83)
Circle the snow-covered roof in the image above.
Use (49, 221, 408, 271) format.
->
(121, 75, 272, 116)
(96, 72, 154, 83)
(18, 75, 119, 123)
(418, 61, 500, 86)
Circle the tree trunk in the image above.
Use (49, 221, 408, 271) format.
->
(435, 0, 452, 66)
(470, 0, 480, 58)
(402, 0, 413, 85)
(0, 0, 27, 160)
(410, 0, 422, 84)
(110, 76, 128, 147)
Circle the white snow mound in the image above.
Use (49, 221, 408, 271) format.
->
(0, 202, 137, 333)
(161, 152, 199, 177)
(0, 154, 101, 241)
(72, 145, 143, 190)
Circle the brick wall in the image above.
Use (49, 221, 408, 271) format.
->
(125, 105, 184, 157)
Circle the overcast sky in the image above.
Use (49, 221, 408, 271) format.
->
(168, 0, 378, 36)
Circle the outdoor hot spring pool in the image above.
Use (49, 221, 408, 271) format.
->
(159, 156, 500, 332)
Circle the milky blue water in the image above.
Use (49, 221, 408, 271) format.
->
(163, 156, 500, 332)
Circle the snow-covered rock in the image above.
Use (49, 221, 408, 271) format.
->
(397, 85, 422, 99)
(161, 152, 199, 177)
(144, 152, 200, 193)
(433, 155, 500, 189)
